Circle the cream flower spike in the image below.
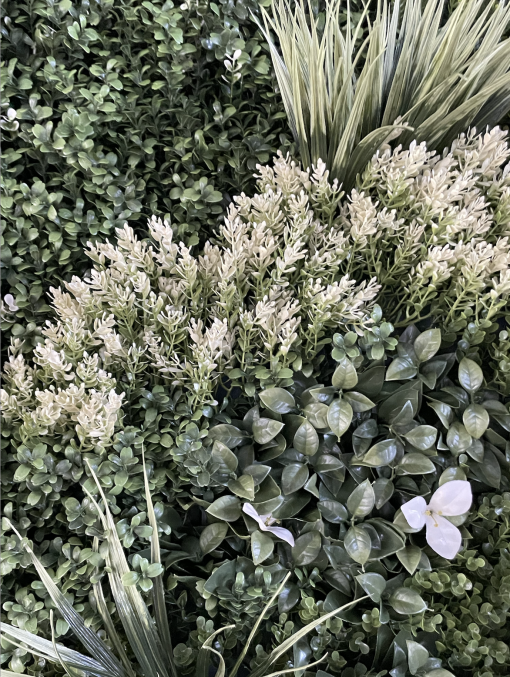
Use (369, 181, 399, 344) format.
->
(401, 480, 472, 559)
(242, 503, 295, 547)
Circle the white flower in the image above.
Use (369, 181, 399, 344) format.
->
(242, 503, 295, 547)
(401, 480, 472, 559)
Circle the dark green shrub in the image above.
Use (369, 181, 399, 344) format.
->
(0, 0, 292, 338)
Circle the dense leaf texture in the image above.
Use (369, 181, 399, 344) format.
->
(260, 0, 510, 188)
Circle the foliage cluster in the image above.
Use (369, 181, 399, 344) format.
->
(0, 0, 292, 342)
(2, 0, 510, 675)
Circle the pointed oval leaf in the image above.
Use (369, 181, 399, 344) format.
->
(373, 478, 394, 509)
(251, 530, 274, 565)
(318, 500, 349, 523)
(396, 545, 422, 575)
(403, 425, 437, 451)
(343, 391, 376, 413)
(344, 525, 371, 565)
(389, 587, 427, 615)
(206, 496, 241, 522)
(332, 358, 358, 390)
(406, 640, 429, 675)
(227, 474, 255, 501)
(327, 399, 353, 438)
(282, 463, 309, 495)
(200, 523, 229, 555)
(303, 402, 329, 429)
(355, 572, 386, 602)
(293, 420, 319, 456)
(413, 329, 441, 363)
(386, 356, 418, 381)
(253, 418, 284, 445)
(396, 453, 435, 475)
(463, 404, 489, 439)
(292, 531, 322, 566)
(211, 440, 238, 473)
(259, 388, 296, 414)
(458, 358, 483, 393)
(362, 439, 397, 467)
(346, 479, 375, 517)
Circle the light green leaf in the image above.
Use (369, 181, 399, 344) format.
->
(332, 358, 358, 390)
(403, 425, 437, 450)
(355, 572, 386, 602)
(458, 357, 483, 393)
(303, 402, 329, 428)
(396, 545, 422, 575)
(343, 391, 375, 412)
(386, 356, 417, 381)
(344, 525, 371, 565)
(253, 418, 285, 445)
(327, 399, 353, 438)
(406, 640, 429, 675)
(413, 329, 441, 362)
(389, 587, 427, 615)
(346, 479, 375, 517)
(362, 439, 397, 466)
(463, 404, 489, 439)
(251, 530, 274, 565)
(293, 420, 319, 456)
(227, 474, 255, 501)
(259, 388, 296, 414)
(396, 453, 435, 475)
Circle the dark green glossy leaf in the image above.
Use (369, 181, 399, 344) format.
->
(389, 587, 427, 615)
(200, 523, 229, 555)
(346, 479, 375, 517)
(206, 496, 241, 522)
(458, 357, 483, 393)
(251, 530, 274, 565)
(362, 439, 397, 466)
(282, 464, 309, 495)
(463, 404, 489, 439)
(327, 399, 353, 438)
(355, 572, 386, 602)
(413, 329, 441, 362)
(292, 531, 322, 566)
(293, 420, 319, 456)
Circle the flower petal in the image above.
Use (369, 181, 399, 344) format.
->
(242, 503, 265, 528)
(267, 526, 295, 547)
(428, 480, 472, 516)
(401, 496, 427, 529)
(425, 514, 462, 559)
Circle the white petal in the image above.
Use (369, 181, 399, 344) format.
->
(267, 526, 295, 547)
(425, 514, 462, 559)
(242, 503, 265, 529)
(401, 496, 427, 529)
(428, 480, 472, 517)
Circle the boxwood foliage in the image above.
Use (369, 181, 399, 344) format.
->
(0, 0, 293, 341)
(2, 323, 509, 676)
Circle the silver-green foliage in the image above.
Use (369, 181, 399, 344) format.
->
(260, 0, 510, 189)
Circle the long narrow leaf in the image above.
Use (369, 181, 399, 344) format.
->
(3, 523, 124, 677)
(1, 623, 114, 677)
